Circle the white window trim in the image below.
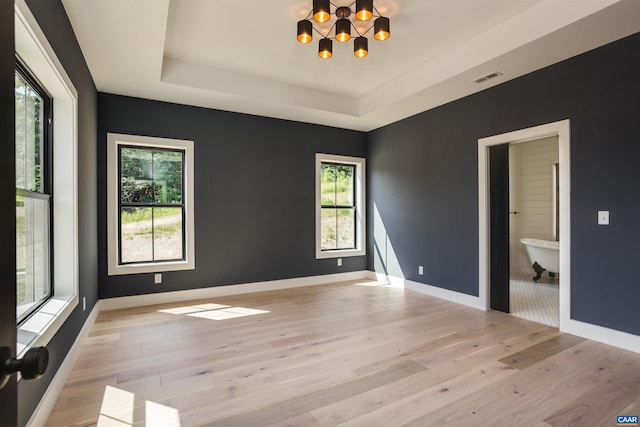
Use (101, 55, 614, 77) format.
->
(15, 0, 79, 357)
(315, 153, 366, 259)
(107, 133, 195, 275)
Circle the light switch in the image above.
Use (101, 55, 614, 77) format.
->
(598, 211, 609, 225)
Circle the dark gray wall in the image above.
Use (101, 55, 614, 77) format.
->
(17, 1, 99, 426)
(97, 94, 367, 298)
(367, 32, 640, 336)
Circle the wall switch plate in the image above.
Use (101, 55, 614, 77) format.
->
(418, 265, 424, 275)
(598, 211, 609, 225)
(154, 273, 162, 284)
(337, 258, 342, 267)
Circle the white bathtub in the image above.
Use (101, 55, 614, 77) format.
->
(520, 238, 559, 280)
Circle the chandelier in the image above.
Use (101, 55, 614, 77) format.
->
(296, 0, 390, 59)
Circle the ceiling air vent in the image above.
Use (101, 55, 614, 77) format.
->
(473, 71, 503, 84)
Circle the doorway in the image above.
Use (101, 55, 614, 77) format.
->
(478, 120, 570, 331)
(508, 137, 559, 327)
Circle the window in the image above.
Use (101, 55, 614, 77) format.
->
(15, 62, 53, 323)
(15, 0, 79, 357)
(320, 163, 356, 250)
(107, 134, 195, 275)
(119, 147, 185, 264)
(315, 154, 366, 259)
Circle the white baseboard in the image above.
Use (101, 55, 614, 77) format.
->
(27, 303, 100, 427)
(563, 318, 640, 354)
(100, 271, 371, 311)
(367, 272, 484, 309)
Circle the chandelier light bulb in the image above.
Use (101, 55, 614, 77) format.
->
(297, 20, 313, 43)
(354, 36, 368, 57)
(313, 0, 331, 23)
(374, 16, 390, 41)
(355, 0, 373, 21)
(318, 38, 333, 58)
(336, 18, 351, 42)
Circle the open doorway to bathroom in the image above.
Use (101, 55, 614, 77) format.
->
(479, 119, 570, 332)
(508, 137, 559, 327)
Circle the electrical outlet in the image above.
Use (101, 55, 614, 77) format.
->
(154, 273, 162, 284)
(418, 265, 424, 275)
(337, 258, 342, 267)
(83, 296, 86, 311)
(598, 211, 609, 225)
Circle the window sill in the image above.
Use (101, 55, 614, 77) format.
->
(108, 259, 195, 276)
(17, 295, 78, 358)
(316, 248, 366, 259)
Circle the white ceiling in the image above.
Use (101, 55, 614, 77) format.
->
(61, 0, 640, 131)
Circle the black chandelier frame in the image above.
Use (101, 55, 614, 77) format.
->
(296, 0, 390, 59)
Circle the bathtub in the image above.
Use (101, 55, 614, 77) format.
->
(520, 238, 559, 281)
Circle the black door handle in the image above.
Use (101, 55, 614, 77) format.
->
(0, 346, 49, 389)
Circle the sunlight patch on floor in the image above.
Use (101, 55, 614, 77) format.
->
(352, 280, 387, 287)
(146, 401, 181, 426)
(98, 386, 134, 426)
(158, 303, 230, 315)
(158, 303, 269, 320)
(97, 385, 182, 427)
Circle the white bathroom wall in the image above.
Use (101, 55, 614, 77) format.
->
(515, 136, 559, 273)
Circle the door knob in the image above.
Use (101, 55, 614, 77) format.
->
(0, 346, 49, 390)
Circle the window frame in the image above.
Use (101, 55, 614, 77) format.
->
(15, 60, 54, 324)
(107, 133, 195, 276)
(315, 153, 366, 259)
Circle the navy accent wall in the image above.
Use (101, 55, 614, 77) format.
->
(17, 1, 99, 426)
(367, 32, 640, 336)
(97, 94, 367, 299)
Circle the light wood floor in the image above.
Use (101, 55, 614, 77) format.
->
(46, 280, 640, 426)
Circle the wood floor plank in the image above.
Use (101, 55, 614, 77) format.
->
(204, 360, 426, 427)
(310, 326, 559, 425)
(45, 280, 640, 427)
(333, 360, 518, 427)
(472, 343, 636, 426)
(498, 333, 585, 369)
(401, 340, 618, 427)
(543, 356, 640, 427)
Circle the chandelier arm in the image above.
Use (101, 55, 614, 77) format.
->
(372, 4, 383, 17)
(350, 20, 363, 37)
(350, 23, 377, 38)
(359, 24, 374, 37)
(312, 22, 337, 39)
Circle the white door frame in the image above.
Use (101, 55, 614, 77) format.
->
(478, 120, 571, 330)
